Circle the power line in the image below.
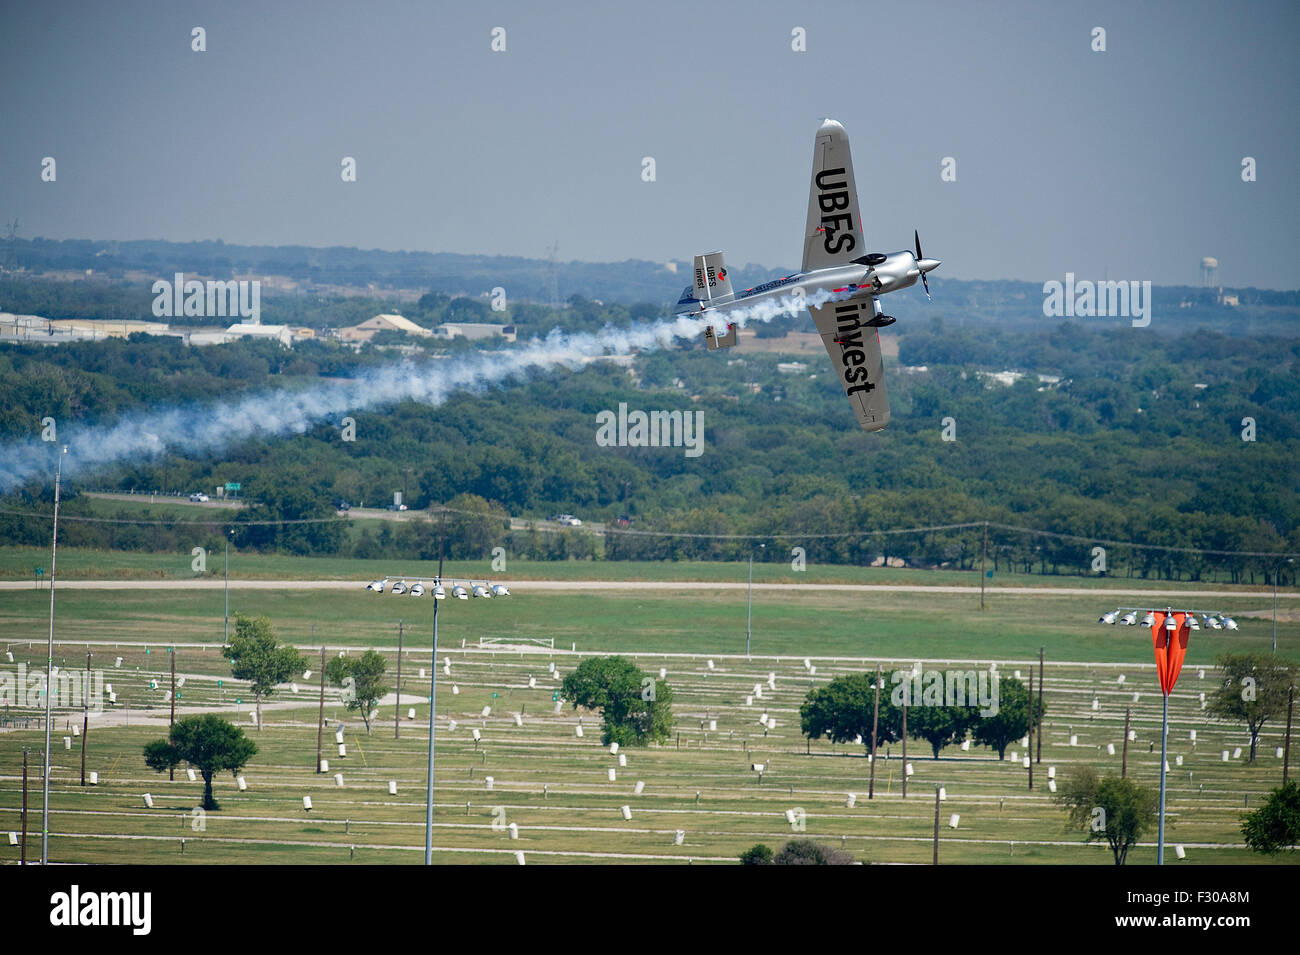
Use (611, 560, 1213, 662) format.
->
(0, 504, 1294, 560)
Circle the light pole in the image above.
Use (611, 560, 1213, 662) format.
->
(42, 444, 67, 865)
(365, 517, 512, 865)
(224, 528, 233, 643)
(1274, 558, 1294, 655)
(1099, 605, 1237, 865)
(425, 505, 447, 865)
(746, 543, 764, 658)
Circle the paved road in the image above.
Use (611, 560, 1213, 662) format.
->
(85, 491, 245, 510)
(0, 578, 1293, 598)
(84, 493, 607, 533)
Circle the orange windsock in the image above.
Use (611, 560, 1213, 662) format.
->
(1150, 611, 1190, 695)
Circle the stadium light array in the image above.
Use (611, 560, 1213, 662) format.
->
(365, 576, 510, 600)
(1100, 607, 1236, 631)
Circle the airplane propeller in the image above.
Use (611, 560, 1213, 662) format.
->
(915, 231, 931, 301)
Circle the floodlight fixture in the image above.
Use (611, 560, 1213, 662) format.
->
(367, 579, 386, 592)
(471, 584, 490, 598)
(410, 581, 426, 597)
(1099, 611, 1118, 625)
(452, 585, 469, 600)
(432, 583, 446, 600)
(1141, 612, 1155, 627)
(391, 580, 408, 596)
(1165, 612, 1178, 631)
(490, 583, 510, 597)
(1223, 616, 1238, 630)
(1120, 612, 1137, 626)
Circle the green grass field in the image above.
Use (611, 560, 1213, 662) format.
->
(1, 552, 1296, 866)
(0, 543, 1286, 590)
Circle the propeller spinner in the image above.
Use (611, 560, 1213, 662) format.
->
(914, 230, 941, 301)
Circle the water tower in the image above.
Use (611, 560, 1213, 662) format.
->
(1199, 257, 1218, 288)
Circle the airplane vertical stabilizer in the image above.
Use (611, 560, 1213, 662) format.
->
(692, 251, 735, 305)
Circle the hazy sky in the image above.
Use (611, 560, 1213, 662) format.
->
(2, 0, 1296, 288)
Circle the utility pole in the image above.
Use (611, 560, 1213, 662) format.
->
(395, 620, 404, 739)
(168, 647, 176, 780)
(1036, 648, 1044, 764)
(21, 749, 28, 865)
(979, 521, 988, 610)
(1272, 560, 1291, 654)
(901, 702, 908, 799)
(745, 544, 763, 657)
(1284, 684, 1294, 786)
(1121, 706, 1131, 778)
(932, 786, 941, 865)
(1027, 669, 1034, 790)
(42, 444, 66, 865)
(80, 650, 91, 786)
(869, 664, 881, 799)
(224, 531, 231, 644)
(316, 645, 326, 772)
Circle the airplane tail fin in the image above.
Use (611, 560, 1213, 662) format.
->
(692, 252, 735, 305)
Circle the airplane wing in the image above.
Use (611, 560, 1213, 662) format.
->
(808, 294, 890, 431)
(801, 119, 865, 273)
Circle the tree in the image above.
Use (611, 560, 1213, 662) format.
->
(773, 839, 856, 865)
(800, 673, 901, 750)
(1208, 654, 1298, 762)
(969, 675, 1044, 759)
(908, 703, 977, 759)
(1240, 781, 1300, 854)
(326, 649, 390, 734)
(143, 714, 257, 810)
(1055, 765, 1158, 865)
(221, 614, 305, 731)
(560, 656, 674, 746)
(739, 844, 774, 865)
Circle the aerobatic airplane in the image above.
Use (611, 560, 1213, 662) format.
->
(675, 119, 940, 432)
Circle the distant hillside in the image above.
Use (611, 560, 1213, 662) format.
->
(3, 236, 1298, 335)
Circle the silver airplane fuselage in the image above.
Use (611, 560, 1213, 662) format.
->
(675, 250, 939, 321)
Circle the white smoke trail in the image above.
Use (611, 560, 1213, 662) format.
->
(0, 288, 850, 492)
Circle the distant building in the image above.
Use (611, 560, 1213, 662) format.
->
(51, 318, 172, 339)
(184, 331, 231, 346)
(432, 322, 517, 342)
(0, 312, 173, 344)
(227, 323, 292, 346)
(776, 362, 808, 374)
(338, 313, 431, 344)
